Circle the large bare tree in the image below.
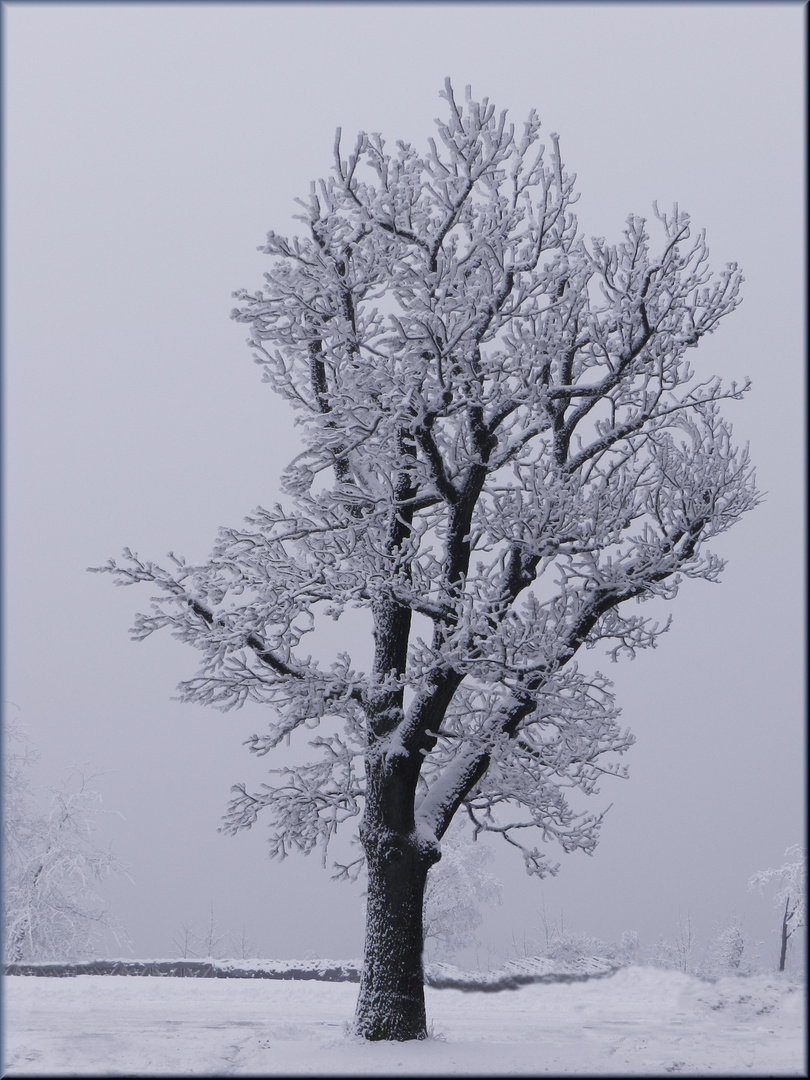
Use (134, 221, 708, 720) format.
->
(94, 81, 758, 1040)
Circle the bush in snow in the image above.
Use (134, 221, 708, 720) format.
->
(522, 904, 639, 967)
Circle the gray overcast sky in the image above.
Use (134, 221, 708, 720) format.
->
(3, 2, 805, 965)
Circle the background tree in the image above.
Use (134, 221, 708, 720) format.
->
(171, 903, 258, 960)
(3, 713, 130, 963)
(700, 916, 755, 979)
(644, 911, 698, 976)
(422, 819, 502, 963)
(94, 81, 758, 1039)
(749, 845, 807, 972)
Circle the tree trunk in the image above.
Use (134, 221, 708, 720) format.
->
(353, 815, 437, 1040)
(779, 897, 790, 972)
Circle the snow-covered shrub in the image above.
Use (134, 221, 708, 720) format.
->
(527, 907, 638, 967)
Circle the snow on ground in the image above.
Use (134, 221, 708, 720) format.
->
(3, 966, 806, 1076)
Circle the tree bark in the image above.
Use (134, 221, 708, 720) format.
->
(353, 828, 435, 1040)
(352, 747, 439, 1041)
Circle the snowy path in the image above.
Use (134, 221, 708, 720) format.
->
(3, 967, 806, 1076)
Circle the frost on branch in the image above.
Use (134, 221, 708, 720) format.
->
(91, 79, 758, 910)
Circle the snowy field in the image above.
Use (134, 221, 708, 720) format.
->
(3, 967, 806, 1077)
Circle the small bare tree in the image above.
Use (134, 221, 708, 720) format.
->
(644, 910, 699, 975)
(231, 924, 259, 961)
(94, 81, 758, 1039)
(171, 903, 231, 959)
(749, 845, 807, 972)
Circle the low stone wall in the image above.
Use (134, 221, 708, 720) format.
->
(425, 957, 620, 991)
(3, 959, 363, 981)
(4, 955, 621, 989)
